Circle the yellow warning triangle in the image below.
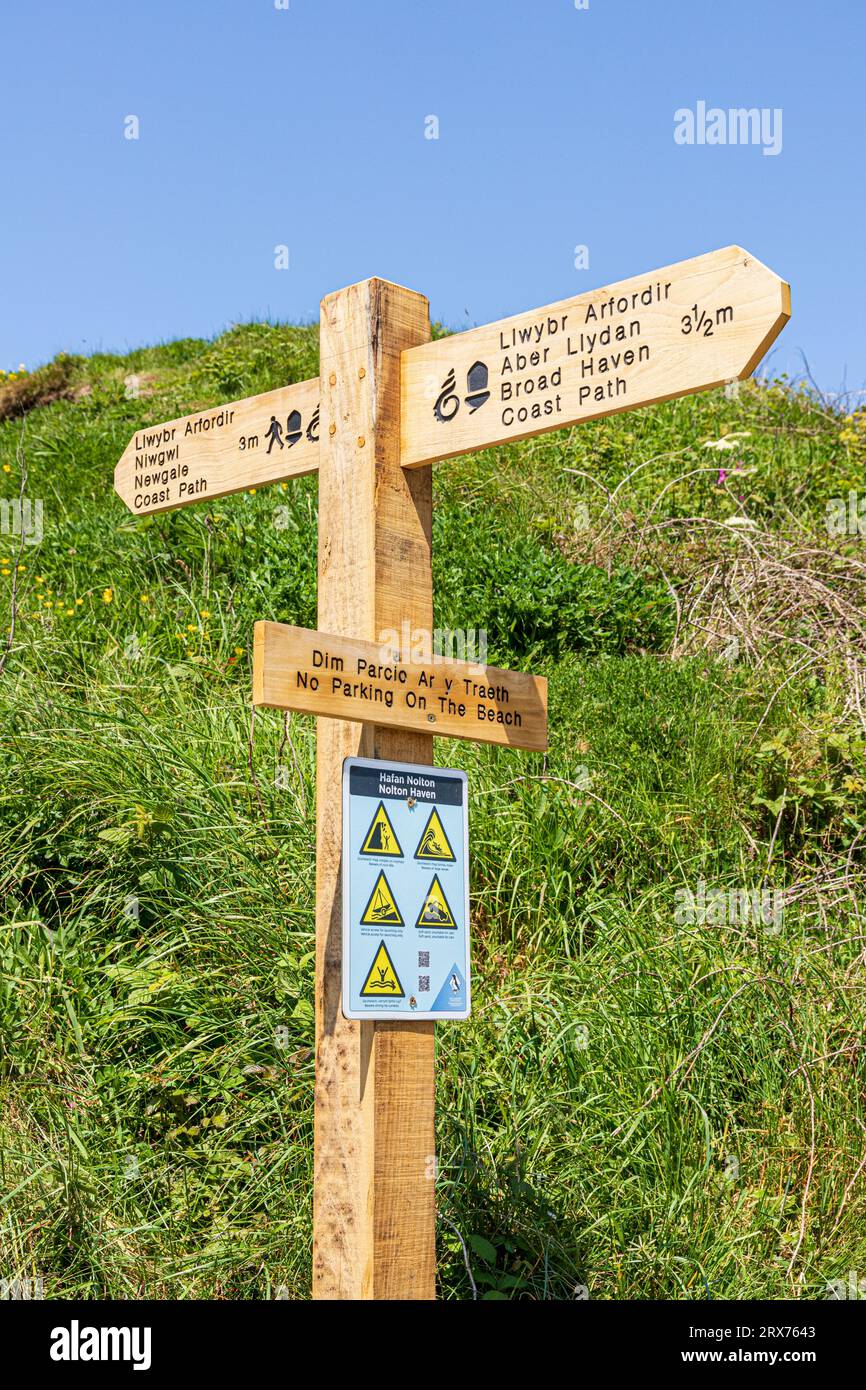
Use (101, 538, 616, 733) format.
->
(414, 807, 456, 862)
(360, 940, 405, 997)
(415, 874, 458, 929)
(360, 871, 405, 927)
(360, 800, 403, 857)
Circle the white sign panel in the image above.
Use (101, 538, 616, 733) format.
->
(341, 758, 470, 1021)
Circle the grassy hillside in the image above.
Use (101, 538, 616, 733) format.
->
(1, 325, 865, 1300)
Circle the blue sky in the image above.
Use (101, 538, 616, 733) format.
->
(2, 0, 864, 397)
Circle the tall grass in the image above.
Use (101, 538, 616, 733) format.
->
(1, 327, 864, 1298)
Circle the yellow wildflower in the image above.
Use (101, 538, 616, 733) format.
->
(102, 588, 113, 604)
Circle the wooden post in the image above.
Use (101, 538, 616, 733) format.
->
(313, 279, 436, 1300)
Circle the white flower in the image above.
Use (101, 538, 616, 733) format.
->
(703, 430, 751, 451)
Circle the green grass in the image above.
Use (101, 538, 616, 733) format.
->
(1, 324, 865, 1299)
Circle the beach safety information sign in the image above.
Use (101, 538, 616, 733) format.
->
(341, 757, 470, 1021)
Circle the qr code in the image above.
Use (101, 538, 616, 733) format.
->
(418, 951, 430, 967)
(418, 975, 430, 992)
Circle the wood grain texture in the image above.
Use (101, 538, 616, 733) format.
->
(114, 377, 320, 515)
(253, 620, 548, 751)
(313, 279, 436, 1300)
(400, 245, 791, 468)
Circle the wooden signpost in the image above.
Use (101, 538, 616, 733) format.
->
(253, 621, 548, 751)
(399, 246, 789, 468)
(114, 378, 320, 515)
(114, 246, 790, 1301)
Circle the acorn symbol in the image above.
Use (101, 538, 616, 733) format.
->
(465, 360, 490, 413)
(286, 409, 303, 447)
